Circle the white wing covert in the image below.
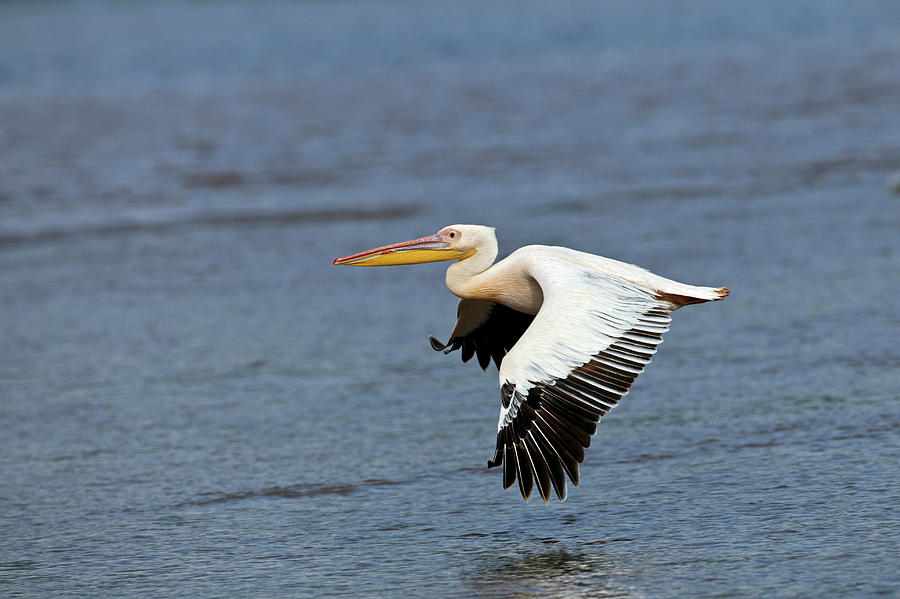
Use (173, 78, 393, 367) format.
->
(488, 250, 673, 503)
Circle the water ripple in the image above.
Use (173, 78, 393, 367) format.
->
(0, 204, 420, 248)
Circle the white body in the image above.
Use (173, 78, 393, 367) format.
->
(335, 224, 728, 503)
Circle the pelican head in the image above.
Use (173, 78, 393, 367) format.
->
(333, 224, 495, 266)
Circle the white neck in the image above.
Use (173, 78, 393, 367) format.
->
(445, 237, 498, 300)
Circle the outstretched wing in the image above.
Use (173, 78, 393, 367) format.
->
(429, 299, 535, 370)
(489, 251, 673, 503)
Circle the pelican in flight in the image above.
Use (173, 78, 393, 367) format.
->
(334, 225, 728, 503)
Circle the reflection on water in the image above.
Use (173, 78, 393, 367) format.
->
(467, 548, 637, 599)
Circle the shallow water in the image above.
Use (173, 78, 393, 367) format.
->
(1, 1, 899, 597)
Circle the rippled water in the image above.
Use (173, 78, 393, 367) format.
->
(2, 1, 899, 597)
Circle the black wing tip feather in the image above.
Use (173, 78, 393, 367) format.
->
(429, 335, 461, 355)
(434, 302, 536, 370)
(475, 345, 491, 371)
(491, 388, 588, 503)
(487, 436, 503, 468)
(492, 308, 667, 502)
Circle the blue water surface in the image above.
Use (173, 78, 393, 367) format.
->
(1, 1, 899, 597)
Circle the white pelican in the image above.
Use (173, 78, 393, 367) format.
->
(334, 225, 729, 503)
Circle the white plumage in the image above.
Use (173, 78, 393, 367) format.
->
(335, 225, 728, 503)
